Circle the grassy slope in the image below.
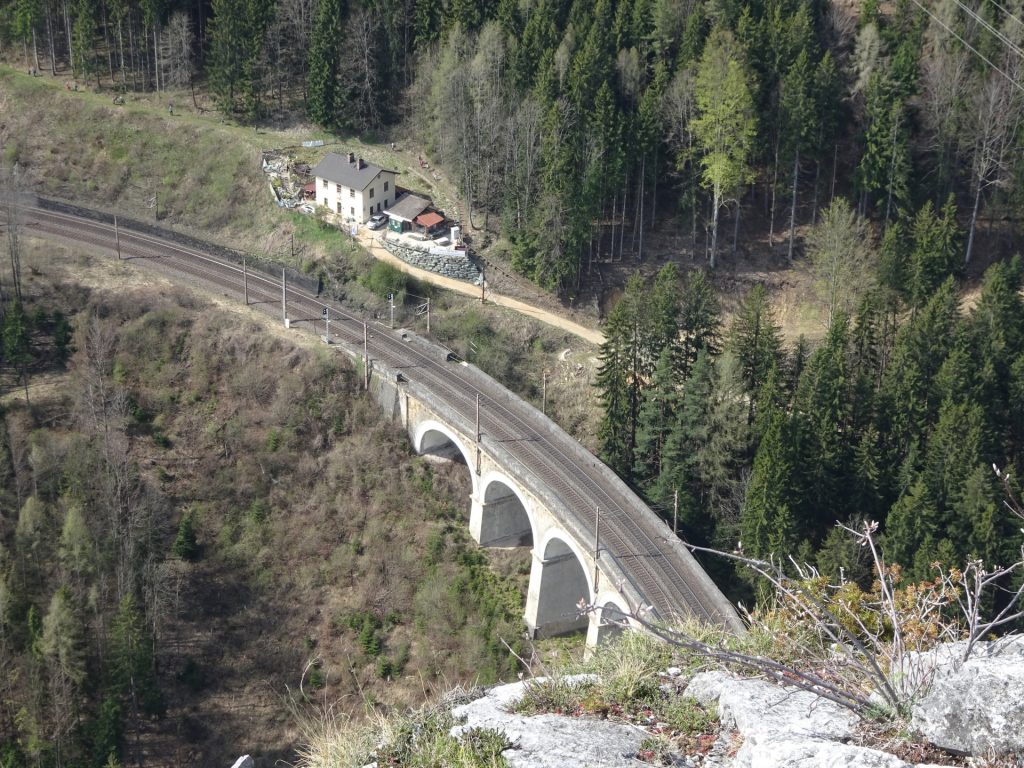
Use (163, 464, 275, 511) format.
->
(1, 241, 536, 766)
(0, 66, 603, 447)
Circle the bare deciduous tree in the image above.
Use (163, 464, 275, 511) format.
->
(806, 198, 875, 325)
(160, 10, 192, 89)
(963, 53, 1024, 265)
(342, 8, 382, 131)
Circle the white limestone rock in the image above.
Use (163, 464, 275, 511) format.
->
(682, 672, 733, 708)
(734, 738, 943, 768)
(229, 757, 254, 768)
(910, 636, 1024, 756)
(450, 677, 649, 768)
(684, 672, 860, 745)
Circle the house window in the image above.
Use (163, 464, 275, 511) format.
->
(323, 198, 327, 206)
(384, 198, 389, 208)
(336, 201, 341, 213)
(350, 207, 355, 216)
(336, 184, 341, 193)
(321, 179, 327, 188)
(369, 187, 375, 199)
(384, 180, 389, 192)
(349, 188, 354, 197)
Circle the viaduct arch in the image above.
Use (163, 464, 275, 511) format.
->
(369, 334, 744, 648)
(413, 417, 651, 643)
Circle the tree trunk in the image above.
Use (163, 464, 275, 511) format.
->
(732, 199, 740, 258)
(631, 164, 642, 254)
(117, 19, 126, 87)
(787, 150, 799, 261)
(46, 5, 57, 74)
(768, 139, 779, 246)
(103, 0, 114, 82)
(128, 17, 137, 90)
(691, 183, 698, 258)
(63, 0, 72, 73)
(811, 157, 821, 226)
(152, 23, 159, 92)
(830, 144, 838, 204)
(884, 118, 899, 226)
(637, 156, 645, 261)
(619, 180, 627, 261)
(709, 187, 720, 269)
(606, 191, 614, 264)
(32, 28, 40, 72)
(965, 180, 983, 266)
(650, 146, 658, 231)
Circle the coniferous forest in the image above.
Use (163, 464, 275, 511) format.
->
(0, 0, 1021, 289)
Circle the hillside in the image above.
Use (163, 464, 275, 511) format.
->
(0, 238, 537, 767)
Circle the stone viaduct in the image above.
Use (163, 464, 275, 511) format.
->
(364, 335, 742, 647)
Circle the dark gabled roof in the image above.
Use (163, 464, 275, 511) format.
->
(385, 193, 432, 222)
(310, 153, 396, 191)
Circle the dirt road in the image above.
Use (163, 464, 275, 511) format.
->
(353, 227, 605, 346)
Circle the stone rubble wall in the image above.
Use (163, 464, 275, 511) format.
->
(382, 237, 482, 284)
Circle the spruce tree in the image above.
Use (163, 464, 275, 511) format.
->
(726, 284, 783, 400)
(595, 273, 662, 479)
(677, 269, 721, 378)
(884, 476, 935, 573)
(308, 0, 346, 126)
(741, 406, 796, 559)
(634, 347, 679, 487)
(110, 593, 162, 717)
(653, 349, 713, 525)
(791, 314, 854, 534)
(908, 196, 960, 308)
(696, 352, 751, 534)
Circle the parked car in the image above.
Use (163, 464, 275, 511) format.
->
(299, 203, 315, 215)
(367, 214, 388, 230)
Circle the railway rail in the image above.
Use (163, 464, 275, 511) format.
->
(8, 199, 741, 632)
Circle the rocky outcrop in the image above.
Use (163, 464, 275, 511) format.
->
(382, 238, 482, 283)
(909, 637, 1024, 756)
(684, 671, 859, 743)
(440, 639, 1024, 768)
(685, 672, 943, 768)
(450, 676, 649, 767)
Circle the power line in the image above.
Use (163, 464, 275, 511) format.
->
(982, 0, 1024, 32)
(953, 0, 1024, 61)
(913, 0, 1024, 94)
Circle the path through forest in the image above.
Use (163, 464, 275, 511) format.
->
(353, 227, 605, 345)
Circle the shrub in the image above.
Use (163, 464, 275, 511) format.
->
(358, 261, 406, 297)
(511, 675, 593, 716)
(660, 697, 717, 735)
(358, 615, 381, 657)
(172, 510, 199, 561)
(307, 663, 326, 690)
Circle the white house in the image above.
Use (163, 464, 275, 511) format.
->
(310, 152, 397, 223)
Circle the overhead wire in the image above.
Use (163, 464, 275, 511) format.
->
(909, 0, 1024, 94)
(952, 0, 1024, 61)
(982, 0, 1024, 32)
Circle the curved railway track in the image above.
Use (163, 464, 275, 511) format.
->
(12, 200, 740, 631)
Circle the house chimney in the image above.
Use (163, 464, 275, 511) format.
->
(347, 152, 355, 163)
(358, 157, 365, 169)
